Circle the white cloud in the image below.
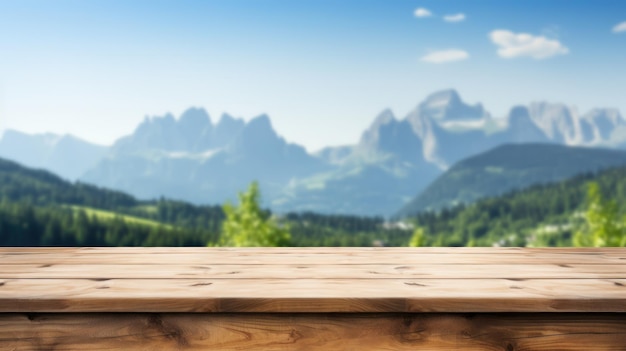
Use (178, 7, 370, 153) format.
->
(421, 49, 469, 64)
(414, 8, 432, 18)
(489, 30, 569, 59)
(613, 22, 626, 33)
(443, 13, 466, 23)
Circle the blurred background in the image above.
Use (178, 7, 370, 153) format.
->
(0, 0, 625, 247)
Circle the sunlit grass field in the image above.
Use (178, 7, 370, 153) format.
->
(67, 205, 173, 229)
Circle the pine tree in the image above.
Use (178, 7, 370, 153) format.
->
(217, 182, 290, 247)
(408, 227, 426, 247)
(574, 182, 626, 247)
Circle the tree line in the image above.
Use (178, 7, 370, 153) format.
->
(407, 167, 626, 247)
(1, 155, 626, 247)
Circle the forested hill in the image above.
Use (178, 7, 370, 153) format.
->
(0, 157, 139, 209)
(2, 154, 625, 248)
(0, 157, 407, 247)
(0, 157, 225, 246)
(409, 164, 626, 247)
(397, 143, 626, 217)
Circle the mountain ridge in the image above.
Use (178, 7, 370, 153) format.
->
(2, 89, 626, 216)
(396, 143, 626, 217)
(0, 129, 107, 180)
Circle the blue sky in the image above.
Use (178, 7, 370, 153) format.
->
(0, 0, 625, 151)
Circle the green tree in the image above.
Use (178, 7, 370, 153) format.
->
(408, 226, 426, 247)
(217, 182, 291, 247)
(574, 182, 626, 247)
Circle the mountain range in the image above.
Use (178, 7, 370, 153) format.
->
(2, 89, 625, 216)
(0, 130, 106, 180)
(82, 110, 327, 205)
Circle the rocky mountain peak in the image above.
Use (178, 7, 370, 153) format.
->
(417, 89, 485, 122)
(423, 89, 462, 108)
(216, 113, 238, 125)
(359, 109, 398, 153)
(582, 108, 623, 125)
(581, 108, 625, 141)
(504, 106, 550, 143)
(135, 113, 176, 135)
(371, 109, 396, 127)
(527, 102, 577, 143)
(209, 113, 246, 149)
(359, 109, 398, 147)
(246, 114, 273, 132)
(178, 107, 211, 132)
(227, 114, 286, 157)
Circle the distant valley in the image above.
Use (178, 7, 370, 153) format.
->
(2, 89, 626, 217)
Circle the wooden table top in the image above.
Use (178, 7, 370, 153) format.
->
(1, 247, 625, 313)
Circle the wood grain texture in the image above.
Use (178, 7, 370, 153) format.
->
(2, 263, 625, 279)
(1, 313, 626, 351)
(4, 255, 624, 265)
(2, 251, 625, 265)
(1, 278, 625, 312)
(3, 248, 626, 349)
(0, 248, 625, 313)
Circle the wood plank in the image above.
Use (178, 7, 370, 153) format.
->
(2, 263, 625, 279)
(1, 248, 625, 313)
(1, 278, 625, 312)
(2, 252, 625, 265)
(1, 313, 625, 350)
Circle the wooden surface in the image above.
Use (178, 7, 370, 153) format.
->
(1, 247, 626, 313)
(1, 313, 626, 351)
(2, 248, 626, 350)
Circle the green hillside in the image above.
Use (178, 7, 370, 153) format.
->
(397, 143, 626, 217)
(0, 157, 224, 246)
(0, 157, 137, 209)
(66, 205, 173, 229)
(2, 153, 625, 248)
(0, 157, 408, 246)
(408, 164, 626, 247)
(0, 157, 225, 227)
